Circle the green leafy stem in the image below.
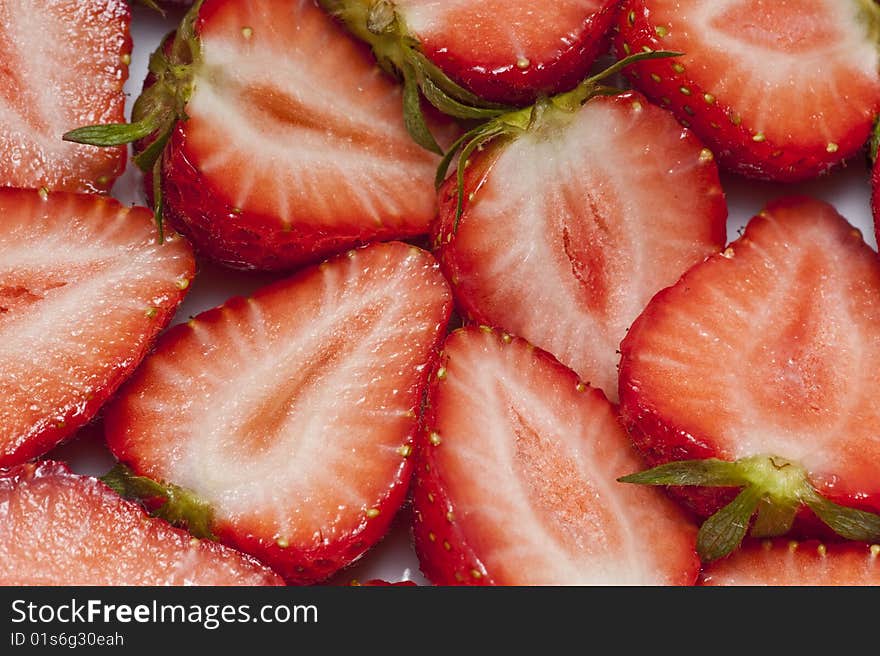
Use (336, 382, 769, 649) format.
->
(319, 0, 512, 155)
(435, 50, 682, 230)
(101, 463, 215, 540)
(63, 1, 204, 242)
(619, 455, 880, 562)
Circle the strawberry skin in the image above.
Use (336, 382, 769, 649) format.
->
(701, 540, 880, 586)
(0, 0, 131, 192)
(105, 242, 452, 584)
(433, 91, 726, 401)
(155, 0, 453, 271)
(873, 159, 880, 247)
(615, 0, 880, 182)
(0, 188, 194, 467)
(413, 327, 699, 585)
(0, 461, 281, 586)
(620, 197, 880, 521)
(391, 0, 622, 105)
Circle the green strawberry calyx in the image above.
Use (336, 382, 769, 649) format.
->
(101, 463, 215, 540)
(319, 0, 513, 155)
(435, 50, 682, 231)
(858, 0, 880, 45)
(63, 1, 204, 241)
(619, 454, 880, 562)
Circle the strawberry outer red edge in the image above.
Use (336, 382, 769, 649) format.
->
(160, 121, 420, 271)
(873, 159, 880, 248)
(417, 0, 622, 106)
(411, 333, 500, 585)
(111, 248, 454, 585)
(155, 4, 440, 272)
(430, 137, 506, 324)
(5, 262, 181, 466)
(619, 276, 877, 539)
(412, 328, 635, 586)
(0, 195, 194, 468)
(613, 0, 877, 182)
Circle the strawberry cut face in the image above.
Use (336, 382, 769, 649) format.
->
(105, 242, 453, 584)
(162, 0, 452, 271)
(712, 0, 840, 52)
(701, 540, 880, 587)
(0, 0, 130, 192)
(620, 197, 880, 513)
(0, 189, 194, 468)
(434, 92, 727, 401)
(617, 0, 880, 181)
(0, 461, 282, 586)
(394, 0, 621, 104)
(413, 328, 699, 585)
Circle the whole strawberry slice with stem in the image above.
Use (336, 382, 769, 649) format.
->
(701, 539, 880, 586)
(0, 188, 194, 468)
(432, 54, 726, 401)
(614, 0, 880, 182)
(65, 0, 455, 269)
(0, 0, 131, 192)
(319, 0, 623, 107)
(0, 461, 282, 586)
(104, 242, 453, 585)
(413, 327, 699, 586)
(618, 197, 880, 562)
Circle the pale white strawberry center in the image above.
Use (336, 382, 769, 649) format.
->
(0, 0, 127, 190)
(432, 331, 697, 585)
(452, 96, 723, 400)
(124, 245, 449, 547)
(184, 0, 441, 229)
(0, 192, 191, 456)
(626, 199, 880, 497)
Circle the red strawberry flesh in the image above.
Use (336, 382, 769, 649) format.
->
(160, 0, 452, 271)
(105, 242, 452, 584)
(0, 0, 131, 192)
(616, 0, 880, 181)
(394, 0, 622, 104)
(0, 461, 282, 586)
(620, 197, 880, 517)
(701, 539, 880, 586)
(413, 327, 699, 585)
(0, 189, 194, 467)
(434, 92, 726, 401)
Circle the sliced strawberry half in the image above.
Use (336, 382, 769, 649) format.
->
(433, 91, 726, 401)
(701, 540, 880, 586)
(619, 197, 880, 561)
(323, 0, 622, 106)
(413, 327, 699, 585)
(70, 0, 454, 271)
(0, 0, 131, 192)
(0, 461, 281, 586)
(0, 188, 194, 468)
(615, 0, 880, 181)
(105, 242, 453, 584)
